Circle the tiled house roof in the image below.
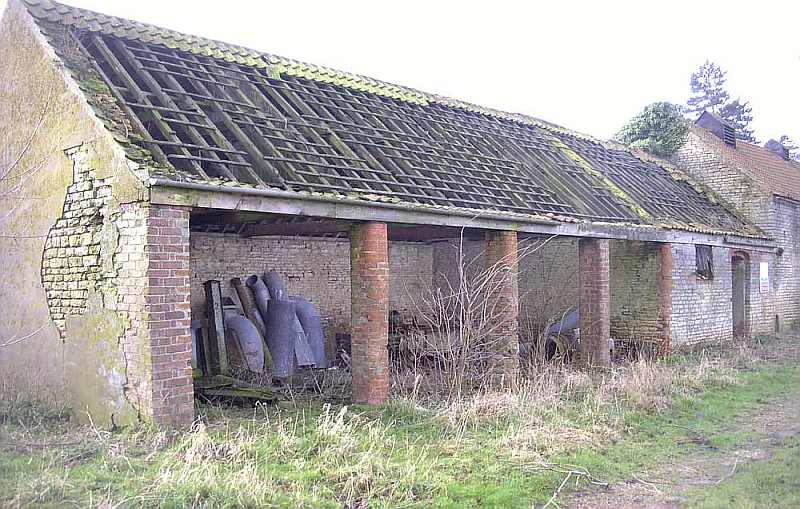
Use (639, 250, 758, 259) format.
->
(690, 126, 800, 202)
(20, 0, 763, 237)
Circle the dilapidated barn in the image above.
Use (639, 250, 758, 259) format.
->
(1, 0, 781, 427)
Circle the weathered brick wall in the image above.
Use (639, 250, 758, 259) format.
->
(769, 198, 800, 330)
(671, 132, 768, 220)
(190, 232, 434, 337)
(113, 201, 152, 420)
(609, 241, 662, 344)
(669, 244, 734, 344)
(484, 230, 519, 382)
(41, 147, 110, 333)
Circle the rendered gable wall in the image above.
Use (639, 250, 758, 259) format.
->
(0, 0, 153, 427)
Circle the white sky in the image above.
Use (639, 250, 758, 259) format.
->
(3, 0, 799, 143)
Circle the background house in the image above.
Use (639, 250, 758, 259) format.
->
(673, 112, 800, 335)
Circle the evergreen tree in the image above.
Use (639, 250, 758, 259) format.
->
(614, 102, 689, 158)
(720, 99, 756, 142)
(686, 60, 756, 142)
(687, 61, 730, 115)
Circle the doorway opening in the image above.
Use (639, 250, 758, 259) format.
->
(731, 253, 750, 338)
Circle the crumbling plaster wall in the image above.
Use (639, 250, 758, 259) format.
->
(0, 2, 149, 427)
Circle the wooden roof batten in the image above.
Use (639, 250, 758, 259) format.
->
(21, 0, 769, 244)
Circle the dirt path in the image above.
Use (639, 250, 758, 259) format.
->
(567, 380, 800, 508)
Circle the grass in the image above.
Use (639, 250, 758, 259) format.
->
(686, 436, 800, 509)
(1, 334, 799, 508)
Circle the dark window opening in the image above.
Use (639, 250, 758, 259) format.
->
(696, 245, 714, 280)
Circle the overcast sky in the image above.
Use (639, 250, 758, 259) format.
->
(3, 0, 799, 143)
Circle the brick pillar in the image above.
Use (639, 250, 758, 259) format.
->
(485, 230, 519, 386)
(658, 243, 673, 355)
(579, 238, 611, 368)
(146, 205, 194, 427)
(350, 222, 389, 405)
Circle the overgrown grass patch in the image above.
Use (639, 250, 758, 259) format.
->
(1, 335, 799, 508)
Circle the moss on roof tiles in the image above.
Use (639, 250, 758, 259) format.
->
(19, 0, 768, 240)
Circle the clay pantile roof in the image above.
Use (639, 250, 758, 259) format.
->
(18, 0, 764, 237)
(691, 126, 800, 201)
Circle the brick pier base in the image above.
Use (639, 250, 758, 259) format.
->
(485, 230, 519, 386)
(579, 238, 611, 367)
(350, 222, 389, 404)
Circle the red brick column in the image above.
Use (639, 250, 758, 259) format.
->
(146, 205, 194, 427)
(658, 243, 673, 355)
(350, 222, 389, 405)
(579, 238, 611, 368)
(485, 230, 519, 386)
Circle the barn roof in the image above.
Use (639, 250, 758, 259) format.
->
(20, 0, 763, 238)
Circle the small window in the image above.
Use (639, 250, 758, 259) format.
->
(696, 245, 714, 280)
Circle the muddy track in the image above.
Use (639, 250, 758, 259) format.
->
(568, 357, 800, 508)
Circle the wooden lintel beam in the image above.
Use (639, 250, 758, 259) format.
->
(243, 220, 350, 237)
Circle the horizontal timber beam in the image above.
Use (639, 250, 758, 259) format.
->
(149, 179, 776, 252)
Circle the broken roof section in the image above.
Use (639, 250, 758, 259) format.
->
(22, 0, 763, 238)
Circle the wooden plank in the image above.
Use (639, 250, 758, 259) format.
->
(203, 280, 228, 375)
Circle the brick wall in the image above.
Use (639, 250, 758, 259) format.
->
(672, 132, 768, 219)
(114, 202, 152, 419)
(669, 244, 734, 344)
(484, 230, 519, 382)
(609, 241, 662, 345)
(770, 198, 800, 330)
(190, 232, 434, 338)
(41, 146, 112, 334)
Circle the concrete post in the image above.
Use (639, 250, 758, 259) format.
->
(579, 238, 611, 368)
(485, 230, 519, 386)
(350, 222, 390, 404)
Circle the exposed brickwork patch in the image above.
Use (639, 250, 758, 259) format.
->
(41, 147, 112, 333)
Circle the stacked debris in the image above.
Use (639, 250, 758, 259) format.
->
(192, 271, 328, 402)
